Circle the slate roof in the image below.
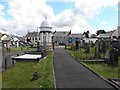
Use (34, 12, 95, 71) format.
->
(71, 33, 84, 38)
(25, 32, 40, 37)
(97, 30, 115, 38)
(112, 29, 120, 37)
(53, 31, 69, 37)
(53, 31, 84, 38)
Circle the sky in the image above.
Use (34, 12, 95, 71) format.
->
(0, 0, 119, 36)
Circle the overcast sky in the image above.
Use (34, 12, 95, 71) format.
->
(0, 0, 119, 36)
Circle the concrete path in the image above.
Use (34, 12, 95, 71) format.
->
(53, 47, 115, 89)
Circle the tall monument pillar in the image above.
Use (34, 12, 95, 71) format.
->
(39, 17, 53, 51)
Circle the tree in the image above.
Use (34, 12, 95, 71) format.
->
(96, 30, 106, 36)
(83, 31, 89, 38)
(67, 30, 71, 36)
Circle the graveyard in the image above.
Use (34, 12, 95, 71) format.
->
(2, 52, 54, 88)
(0, 0, 120, 89)
(66, 38, 120, 80)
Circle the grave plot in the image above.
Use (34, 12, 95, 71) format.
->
(12, 54, 42, 62)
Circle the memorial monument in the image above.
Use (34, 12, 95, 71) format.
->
(39, 17, 53, 51)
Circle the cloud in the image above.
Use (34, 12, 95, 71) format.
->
(101, 21, 108, 25)
(0, 0, 119, 36)
(0, 0, 55, 36)
(8, 0, 54, 25)
(51, 0, 118, 33)
(0, 4, 5, 16)
(51, 9, 94, 33)
(74, 0, 119, 18)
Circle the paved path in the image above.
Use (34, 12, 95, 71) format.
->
(53, 47, 115, 88)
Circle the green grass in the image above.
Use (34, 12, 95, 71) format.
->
(66, 45, 95, 59)
(9, 46, 35, 52)
(2, 52, 54, 88)
(66, 45, 109, 59)
(65, 45, 71, 49)
(67, 49, 94, 59)
(82, 61, 119, 79)
(82, 57, 120, 79)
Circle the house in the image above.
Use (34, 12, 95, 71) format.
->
(0, 33, 8, 41)
(97, 30, 115, 39)
(97, 26, 120, 39)
(2, 35, 21, 48)
(2, 36, 11, 48)
(25, 31, 40, 44)
(70, 33, 84, 41)
(0, 33, 8, 47)
(111, 26, 120, 38)
(53, 31, 84, 45)
(53, 31, 69, 45)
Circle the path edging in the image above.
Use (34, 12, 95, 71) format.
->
(52, 51, 57, 89)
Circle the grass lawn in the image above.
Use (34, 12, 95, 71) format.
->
(67, 49, 94, 59)
(2, 52, 54, 88)
(82, 61, 119, 79)
(9, 46, 35, 52)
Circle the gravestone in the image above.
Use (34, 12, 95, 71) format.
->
(85, 44, 90, 54)
(109, 39, 118, 67)
(71, 42, 75, 51)
(82, 40, 86, 49)
(90, 41, 94, 47)
(94, 40, 101, 59)
(5, 55, 13, 69)
(75, 39, 79, 50)
(101, 39, 106, 54)
(104, 51, 109, 63)
(85, 43, 90, 58)
(110, 48, 118, 67)
(37, 41, 40, 52)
